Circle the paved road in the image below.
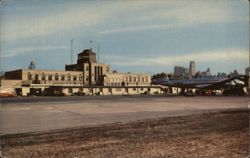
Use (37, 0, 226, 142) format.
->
(0, 95, 249, 135)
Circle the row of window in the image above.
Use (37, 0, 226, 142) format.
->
(68, 87, 149, 93)
(27, 73, 82, 81)
(108, 76, 149, 83)
(85, 66, 109, 72)
(107, 82, 150, 86)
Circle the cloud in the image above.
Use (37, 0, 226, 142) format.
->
(99, 24, 177, 35)
(0, 2, 122, 41)
(0, 45, 69, 58)
(99, 1, 248, 35)
(104, 48, 248, 66)
(1, 1, 248, 39)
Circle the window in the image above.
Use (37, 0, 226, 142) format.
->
(142, 77, 144, 82)
(42, 73, 45, 80)
(133, 88, 136, 91)
(68, 88, 73, 93)
(86, 66, 89, 71)
(133, 77, 136, 82)
(35, 74, 39, 81)
(73, 76, 77, 81)
(48, 75, 52, 81)
(67, 74, 71, 81)
(79, 76, 82, 81)
(129, 76, 132, 82)
(28, 72, 32, 80)
(55, 73, 59, 80)
(140, 88, 143, 91)
(61, 75, 65, 81)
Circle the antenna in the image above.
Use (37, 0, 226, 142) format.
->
(71, 39, 73, 64)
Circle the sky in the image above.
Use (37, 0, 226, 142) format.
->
(0, 0, 249, 75)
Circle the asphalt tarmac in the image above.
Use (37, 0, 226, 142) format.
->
(0, 95, 248, 135)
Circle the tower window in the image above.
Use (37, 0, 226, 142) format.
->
(79, 76, 82, 81)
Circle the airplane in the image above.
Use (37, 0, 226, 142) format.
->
(152, 75, 248, 95)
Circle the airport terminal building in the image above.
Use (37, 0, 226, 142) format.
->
(1, 49, 164, 96)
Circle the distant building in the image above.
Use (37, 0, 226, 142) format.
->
(28, 61, 36, 70)
(217, 72, 227, 78)
(173, 61, 196, 78)
(229, 70, 240, 78)
(174, 66, 189, 77)
(189, 61, 196, 76)
(201, 68, 212, 77)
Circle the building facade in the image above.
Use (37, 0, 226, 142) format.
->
(189, 61, 196, 76)
(1, 49, 164, 96)
(3, 69, 84, 96)
(102, 72, 150, 86)
(201, 68, 212, 77)
(174, 66, 189, 77)
(65, 49, 109, 85)
(5, 69, 83, 85)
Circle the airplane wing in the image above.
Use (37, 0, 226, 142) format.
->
(195, 84, 212, 88)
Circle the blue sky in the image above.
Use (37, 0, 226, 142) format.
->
(0, 0, 249, 75)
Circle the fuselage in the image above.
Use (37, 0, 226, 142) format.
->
(171, 77, 228, 85)
(153, 76, 229, 88)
